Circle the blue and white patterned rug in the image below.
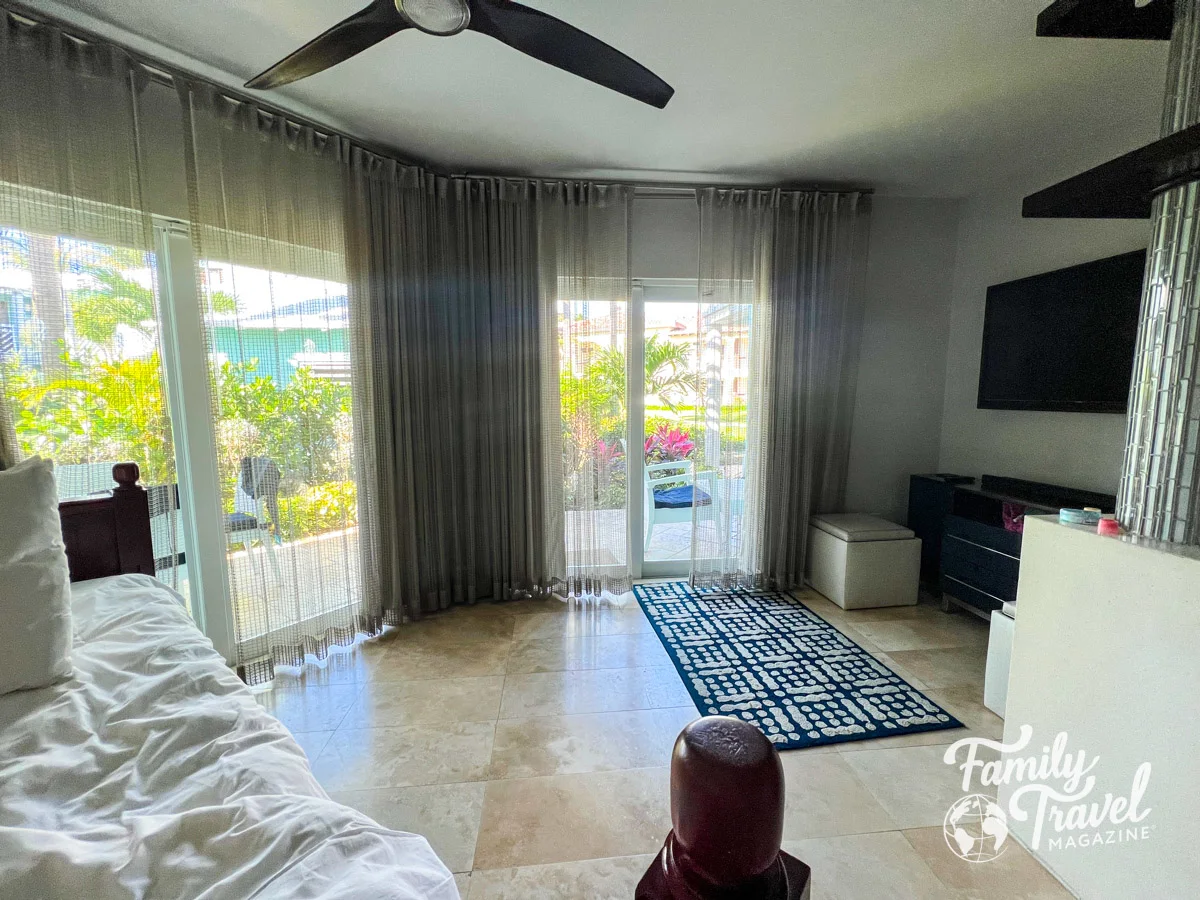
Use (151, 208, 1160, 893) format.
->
(635, 581, 964, 750)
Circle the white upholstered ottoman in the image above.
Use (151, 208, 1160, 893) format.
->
(805, 514, 922, 610)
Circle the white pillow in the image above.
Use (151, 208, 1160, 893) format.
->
(0, 456, 73, 694)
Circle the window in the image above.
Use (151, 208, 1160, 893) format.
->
(0, 226, 187, 602)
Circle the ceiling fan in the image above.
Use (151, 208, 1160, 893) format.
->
(245, 0, 675, 108)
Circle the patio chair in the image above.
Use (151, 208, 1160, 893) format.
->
(644, 459, 711, 551)
(227, 457, 282, 581)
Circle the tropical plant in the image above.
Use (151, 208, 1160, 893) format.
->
(644, 425, 695, 463)
(277, 479, 357, 541)
(66, 265, 237, 348)
(2, 239, 354, 542)
(590, 335, 696, 416)
(644, 415, 678, 439)
(593, 438, 624, 466)
(67, 264, 157, 345)
(209, 290, 240, 315)
(560, 335, 698, 481)
(7, 352, 175, 484)
(643, 336, 697, 410)
(214, 360, 353, 489)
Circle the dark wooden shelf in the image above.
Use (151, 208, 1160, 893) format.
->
(1037, 0, 1174, 40)
(1023, 120, 1200, 218)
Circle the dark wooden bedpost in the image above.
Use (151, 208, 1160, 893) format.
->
(636, 716, 811, 900)
(59, 462, 156, 582)
(111, 463, 155, 576)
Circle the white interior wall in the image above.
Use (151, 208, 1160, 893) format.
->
(845, 197, 961, 524)
(632, 196, 699, 279)
(936, 193, 1152, 496)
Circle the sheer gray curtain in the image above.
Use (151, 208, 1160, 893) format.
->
(0, 399, 14, 470)
(1, 9, 152, 478)
(693, 189, 774, 589)
(347, 156, 556, 622)
(0, 10, 183, 579)
(539, 183, 634, 600)
(179, 84, 367, 680)
(696, 188, 871, 590)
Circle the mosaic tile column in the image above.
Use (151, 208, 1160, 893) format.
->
(1117, 0, 1200, 544)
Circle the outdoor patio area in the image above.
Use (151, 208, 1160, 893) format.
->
(564, 508, 736, 566)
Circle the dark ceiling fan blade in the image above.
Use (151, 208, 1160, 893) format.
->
(467, 0, 674, 108)
(246, 0, 410, 90)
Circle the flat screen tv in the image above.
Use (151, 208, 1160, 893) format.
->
(977, 250, 1146, 413)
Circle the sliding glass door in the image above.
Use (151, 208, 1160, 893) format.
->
(558, 289, 631, 592)
(631, 279, 756, 579)
(0, 225, 189, 605)
(1, 216, 364, 661)
(637, 281, 701, 576)
(198, 259, 360, 660)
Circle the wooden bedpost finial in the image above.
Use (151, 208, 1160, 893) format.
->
(112, 462, 140, 489)
(635, 716, 811, 900)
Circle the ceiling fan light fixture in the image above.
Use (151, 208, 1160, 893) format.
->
(247, 0, 672, 106)
(396, 0, 470, 36)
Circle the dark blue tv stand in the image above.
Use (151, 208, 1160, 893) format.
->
(907, 474, 1117, 620)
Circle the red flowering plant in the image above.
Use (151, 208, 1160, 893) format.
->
(644, 425, 695, 463)
(593, 439, 624, 465)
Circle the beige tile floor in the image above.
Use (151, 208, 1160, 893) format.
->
(257, 587, 1074, 900)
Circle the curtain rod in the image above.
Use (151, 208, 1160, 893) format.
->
(6, 2, 874, 198)
(4, 1, 443, 174)
(627, 182, 875, 198)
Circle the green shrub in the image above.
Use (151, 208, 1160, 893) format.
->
(278, 480, 357, 541)
(7, 352, 175, 485)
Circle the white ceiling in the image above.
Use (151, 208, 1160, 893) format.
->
(30, 0, 1169, 197)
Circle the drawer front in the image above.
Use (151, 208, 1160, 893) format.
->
(941, 533, 1020, 602)
(939, 574, 1005, 614)
(908, 477, 957, 584)
(943, 514, 1022, 557)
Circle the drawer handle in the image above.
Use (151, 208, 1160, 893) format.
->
(942, 574, 1008, 605)
(944, 533, 1019, 562)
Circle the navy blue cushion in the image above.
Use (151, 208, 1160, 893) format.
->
(225, 512, 260, 533)
(653, 486, 712, 509)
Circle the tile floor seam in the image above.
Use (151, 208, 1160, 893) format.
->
(494, 701, 697, 722)
(834, 738, 962, 756)
(791, 824, 912, 842)
(898, 828, 963, 897)
(501, 663, 684, 678)
(329, 680, 369, 732)
(494, 704, 698, 722)
(329, 715, 510, 734)
(479, 763, 671, 785)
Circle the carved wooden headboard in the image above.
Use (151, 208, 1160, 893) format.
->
(58, 463, 156, 583)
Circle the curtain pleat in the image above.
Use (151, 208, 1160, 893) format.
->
(0, 374, 15, 470)
(348, 156, 561, 622)
(693, 188, 775, 590)
(695, 188, 870, 590)
(539, 182, 634, 599)
(178, 84, 367, 681)
(763, 191, 871, 587)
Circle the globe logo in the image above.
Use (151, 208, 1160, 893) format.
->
(943, 794, 1009, 863)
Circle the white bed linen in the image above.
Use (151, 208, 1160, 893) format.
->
(0, 574, 459, 900)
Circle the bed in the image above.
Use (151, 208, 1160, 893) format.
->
(0, 464, 459, 899)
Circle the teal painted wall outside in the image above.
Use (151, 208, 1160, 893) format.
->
(210, 326, 348, 384)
